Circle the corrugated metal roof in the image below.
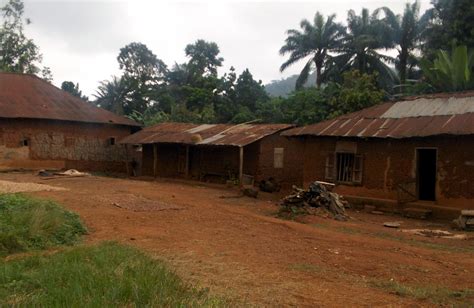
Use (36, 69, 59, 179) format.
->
(283, 92, 474, 138)
(0, 72, 139, 126)
(120, 122, 294, 146)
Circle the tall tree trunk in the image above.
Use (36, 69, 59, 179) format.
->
(399, 48, 408, 85)
(316, 63, 322, 88)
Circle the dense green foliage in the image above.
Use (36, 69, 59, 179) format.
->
(0, 194, 87, 256)
(0, 0, 50, 80)
(420, 45, 474, 91)
(422, 0, 474, 58)
(0, 242, 224, 306)
(61, 81, 89, 101)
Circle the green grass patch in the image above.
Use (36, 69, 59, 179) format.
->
(0, 242, 224, 306)
(0, 194, 87, 256)
(277, 205, 308, 220)
(370, 280, 474, 305)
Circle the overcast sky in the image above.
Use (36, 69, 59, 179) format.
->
(16, 0, 432, 97)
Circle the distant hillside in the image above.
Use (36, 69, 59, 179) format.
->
(265, 72, 316, 97)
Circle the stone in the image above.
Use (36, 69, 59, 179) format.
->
(384, 222, 401, 228)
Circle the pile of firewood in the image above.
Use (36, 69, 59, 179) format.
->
(281, 181, 349, 220)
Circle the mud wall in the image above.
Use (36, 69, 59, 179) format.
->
(0, 118, 134, 172)
(257, 134, 304, 190)
(302, 135, 474, 208)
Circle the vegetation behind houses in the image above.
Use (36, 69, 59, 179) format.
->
(1, 0, 473, 126)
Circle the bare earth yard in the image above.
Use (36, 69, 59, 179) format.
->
(2, 172, 473, 306)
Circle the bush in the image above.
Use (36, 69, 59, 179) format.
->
(0, 242, 224, 306)
(0, 194, 87, 256)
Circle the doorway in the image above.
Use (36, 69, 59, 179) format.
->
(416, 148, 437, 201)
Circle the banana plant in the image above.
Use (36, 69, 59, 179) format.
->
(420, 45, 474, 91)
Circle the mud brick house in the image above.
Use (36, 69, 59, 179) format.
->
(0, 72, 140, 171)
(283, 92, 474, 214)
(120, 122, 302, 187)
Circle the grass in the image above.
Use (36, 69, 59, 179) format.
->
(277, 205, 308, 220)
(369, 280, 474, 305)
(0, 194, 87, 256)
(0, 242, 224, 306)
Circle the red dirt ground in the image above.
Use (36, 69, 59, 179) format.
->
(3, 173, 474, 306)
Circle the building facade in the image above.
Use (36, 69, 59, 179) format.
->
(121, 122, 303, 188)
(284, 92, 474, 211)
(0, 73, 140, 171)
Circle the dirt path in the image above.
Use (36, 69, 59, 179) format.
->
(3, 173, 473, 306)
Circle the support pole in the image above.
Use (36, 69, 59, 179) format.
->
(153, 144, 157, 179)
(185, 145, 190, 178)
(239, 146, 244, 186)
(124, 144, 130, 178)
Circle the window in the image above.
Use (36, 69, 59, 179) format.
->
(21, 138, 29, 147)
(274, 148, 284, 168)
(133, 144, 142, 152)
(325, 152, 362, 184)
(108, 137, 116, 146)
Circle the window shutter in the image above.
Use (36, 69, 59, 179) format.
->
(274, 148, 284, 168)
(353, 154, 363, 184)
(325, 153, 335, 180)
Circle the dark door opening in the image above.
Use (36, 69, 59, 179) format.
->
(417, 149, 437, 201)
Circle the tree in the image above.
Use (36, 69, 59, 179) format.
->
(280, 87, 331, 125)
(0, 0, 42, 74)
(327, 8, 398, 89)
(419, 45, 474, 92)
(41, 66, 53, 83)
(184, 39, 223, 77)
(94, 76, 130, 115)
(118, 42, 167, 83)
(422, 0, 474, 58)
(61, 81, 88, 101)
(279, 12, 344, 89)
(234, 69, 269, 112)
(329, 70, 385, 117)
(105, 42, 169, 115)
(375, 1, 433, 84)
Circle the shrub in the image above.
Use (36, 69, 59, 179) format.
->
(0, 194, 87, 256)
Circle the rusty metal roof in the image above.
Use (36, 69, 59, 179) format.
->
(283, 91, 474, 138)
(0, 72, 139, 126)
(120, 122, 294, 146)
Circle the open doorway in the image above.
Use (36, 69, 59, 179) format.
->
(416, 148, 437, 201)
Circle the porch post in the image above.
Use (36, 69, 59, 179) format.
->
(239, 146, 244, 186)
(124, 144, 130, 178)
(185, 145, 190, 178)
(153, 144, 157, 179)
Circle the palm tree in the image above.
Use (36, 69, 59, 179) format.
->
(326, 8, 398, 88)
(279, 12, 344, 89)
(94, 76, 130, 115)
(374, 1, 433, 84)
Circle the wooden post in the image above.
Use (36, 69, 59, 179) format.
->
(124, 144, 130, 178)
(239, 146, 244, 186)
(153, 144, 157, 179)
(185, 145, 190, 178)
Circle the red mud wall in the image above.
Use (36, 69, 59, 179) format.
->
(302, 136, 474, 208)
(0, 118, 134, 172)
(257, 134, 304, 189)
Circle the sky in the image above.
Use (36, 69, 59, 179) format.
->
(15, 0, 432, 97)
